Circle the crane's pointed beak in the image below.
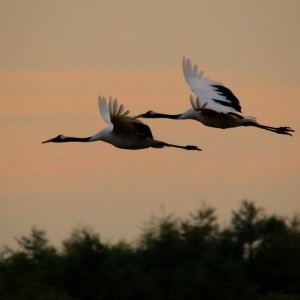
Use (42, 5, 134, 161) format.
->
(135, 111, 155, 118)
(42, 138, 54, 144)
(135, 112, 149, 118)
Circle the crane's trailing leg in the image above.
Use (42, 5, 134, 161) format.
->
(244, 122, 294, 136)
(160, 142, 202, 151)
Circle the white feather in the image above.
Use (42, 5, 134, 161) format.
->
(98, 96, 112, 125)
(183, 57, 237, 113)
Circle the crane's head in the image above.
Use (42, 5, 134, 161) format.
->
(42, 135, 67, 143)
(136, 110, 157, 118)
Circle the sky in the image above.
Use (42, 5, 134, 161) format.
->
(1, 0, 299, 248)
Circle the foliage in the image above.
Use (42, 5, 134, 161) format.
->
(1, 201, 300, 300)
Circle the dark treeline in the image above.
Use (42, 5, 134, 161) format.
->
(1, 201, 300, 300)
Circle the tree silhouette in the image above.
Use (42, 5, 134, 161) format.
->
(1, 201, 299, 300)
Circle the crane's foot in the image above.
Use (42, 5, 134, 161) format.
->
(276, 127, 295, 136)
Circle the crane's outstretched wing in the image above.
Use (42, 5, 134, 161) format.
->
(98, 96, 112, 125)
(182, 57, 242, 114)
(102, 96, 153, 139)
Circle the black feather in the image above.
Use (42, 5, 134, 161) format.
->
(212, 85, 242, 112)
(133, 122, 153, 139)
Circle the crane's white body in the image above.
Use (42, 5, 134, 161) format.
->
(90, 123, 157, 150)
(179, 107, 248, 129)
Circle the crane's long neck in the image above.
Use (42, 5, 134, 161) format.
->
(64, 136, 92, 142)
(150, 112, 182, 119)
(42, 135, 93, 143)
(60, 136, 92, 142)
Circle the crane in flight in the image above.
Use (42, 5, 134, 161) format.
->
(42, 96, 201, 151)
(138, 57, 294, 136)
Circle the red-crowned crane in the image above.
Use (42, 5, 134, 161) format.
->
(138, 57, 294, 136)
(42, 96, 201, 151)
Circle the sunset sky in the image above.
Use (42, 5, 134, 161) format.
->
(1, 1, 299, 248)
